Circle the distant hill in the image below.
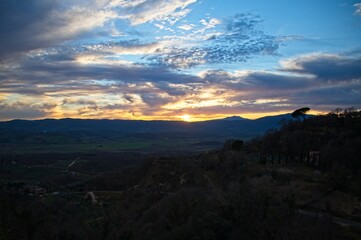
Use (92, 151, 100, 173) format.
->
(0, 114, 309, 144)
(219, 116, 250, 121)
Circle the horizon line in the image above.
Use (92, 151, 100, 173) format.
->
(0, 111, 326, 123)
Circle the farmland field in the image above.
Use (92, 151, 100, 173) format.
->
(0, 136, 223, 154)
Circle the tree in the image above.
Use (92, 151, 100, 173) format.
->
(291, 107, 310, 120)
(231, 140, 244, 151)
(223, 139, 244, 151)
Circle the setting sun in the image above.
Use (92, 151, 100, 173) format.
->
(180, 114, 191, 122)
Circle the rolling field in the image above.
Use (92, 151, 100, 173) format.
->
(0, 136, 224, 154)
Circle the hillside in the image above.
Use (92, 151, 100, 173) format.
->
(0, 114, 294, 138)
(0, 114, 301, 154)
(1, 109, 360, 240)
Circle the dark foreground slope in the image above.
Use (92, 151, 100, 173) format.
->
(0, 147, 358, 240)
(0, 109, 360, 240)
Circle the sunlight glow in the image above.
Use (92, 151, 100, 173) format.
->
(180, 114, 191, 122)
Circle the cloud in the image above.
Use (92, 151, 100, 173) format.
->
(2, 50, 361, 120)
(290, 83, 361, 106)
(199, 18, 221, 29)
(84, 39, 164, 56)
(0, 0, 197, 59)
(178, 24, 195, 31)
(280, 53, 361, 82)
(0, 100, 56, 121)
(354, 3, 361, 15)
(115, 0, 197, 25)
(141, 92, 174, 107)
(147, 13, 282, 68)
(0, 0, 116, 59)
(0, 50, 202, 98)
(62, 98, 98, 106)
(197, 69, 314, 103)
(186, 52, 361, 113)
(1, 1, 359, 121)
(1, 9, 360, 122)
(0, 4, 291, 70)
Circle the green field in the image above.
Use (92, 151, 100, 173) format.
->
(1, 137, 223, 154)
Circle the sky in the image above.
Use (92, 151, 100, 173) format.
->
(0, 0, 361, 121)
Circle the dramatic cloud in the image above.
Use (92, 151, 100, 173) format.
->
(0, 0, 196, 59)
(0, 0, 117, 59)
(280, 53, 361, 82)
(0, 1, 360, 121)
(1, 49, 361, 121)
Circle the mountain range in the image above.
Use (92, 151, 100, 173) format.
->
(0, 113, 304, 142)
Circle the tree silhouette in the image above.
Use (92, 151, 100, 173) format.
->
(223, 139, 244, 151)
(291, 107, 310, 120)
